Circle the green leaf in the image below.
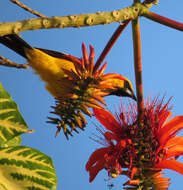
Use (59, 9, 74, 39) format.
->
(0, 84, 57, 189)
(0, 136, 22, 148)
(0, 83, 32, 147)
(0, 146, 57, 190)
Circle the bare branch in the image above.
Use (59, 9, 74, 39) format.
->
(10, 0, 46, 18)
(0, 55, 28, 69)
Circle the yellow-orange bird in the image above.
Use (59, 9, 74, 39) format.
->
(0, 34, 136, 101)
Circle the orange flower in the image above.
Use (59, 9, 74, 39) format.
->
(86, 97, 183, 189)
(48, 44, 136, 139)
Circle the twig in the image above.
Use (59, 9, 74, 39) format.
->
(132, 19, 144, 122)
(93, 20, 130, 73)
(10, 0, 46, 18)
(0, 55, 27, 69)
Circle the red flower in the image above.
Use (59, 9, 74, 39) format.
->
(86, 97, 183, 189)
(86, 102, 137, 182)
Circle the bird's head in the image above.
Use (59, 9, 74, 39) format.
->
(101, 73, 137, 101)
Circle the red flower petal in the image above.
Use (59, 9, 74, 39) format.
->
(102, 73, 126, 81)
(93, 108, 121, 133)
(166, 145, 183, 158)
(89, 45, 94, 73)
(98, 62, 107, 76)
(164, 136, 183, 149)
(130, 167, 138, 179)
(82, 43, 89, 68)
(86, 147, 110, 171)
(88, 158, 105, 182)
(159, 111, 172, 127)
(104, 131, 119, 142)
(158, 116, 183, 145)
(124, 179, 141, 186)
(154, 159, 183, 175)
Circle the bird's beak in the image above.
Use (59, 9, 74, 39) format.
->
(132, 94, 137, 101)
(131, 90, 137, 101)
(123, 87, 137, 101)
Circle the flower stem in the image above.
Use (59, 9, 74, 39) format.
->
(132, 19, 144, 122)
(143, 11, 183, 31)
(93, 20, 130, 73)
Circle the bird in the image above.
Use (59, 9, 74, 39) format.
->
(0, 34, 137, 138)
(0, 34, 136, 101)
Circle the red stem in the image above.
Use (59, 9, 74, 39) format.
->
(143, 11, 183, 31)
(132, 19, 144, 122)
(93, 20, 130, 73)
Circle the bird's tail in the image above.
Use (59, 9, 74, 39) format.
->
(0, 34, 32, 58)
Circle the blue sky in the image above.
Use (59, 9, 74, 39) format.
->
(0, 0, 183, 189)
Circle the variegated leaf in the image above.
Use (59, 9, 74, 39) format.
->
(0, 83, 32, 147)
(0, 136, 22, 148)
(0, 146, 57, 190)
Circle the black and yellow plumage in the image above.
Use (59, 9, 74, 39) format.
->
(0, 34, 136, 100)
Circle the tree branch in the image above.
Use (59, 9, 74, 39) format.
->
(0, 2, 181, 37)
(0, 3, 144, 36)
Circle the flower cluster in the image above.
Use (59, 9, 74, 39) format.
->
(48, 44, 133, 139)
(86, 98, 183, 189)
